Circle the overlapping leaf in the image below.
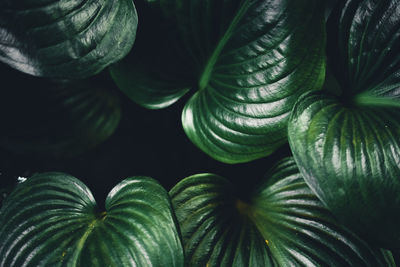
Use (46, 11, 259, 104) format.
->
(110, 0, 326, 163)
(0, 0, 138, 78)
(170, 158, 394, 266)
(0, 64, 122, 157)
(0, 173, 184, 267)
(109, 0, 194, 109)
(288, 0, 400, 248)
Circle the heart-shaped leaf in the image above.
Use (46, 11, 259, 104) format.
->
(288, 0, 400, 248)
(0, 173, 184, 266)
(110, 0, 326, 163)
(170, 157, 394, 266)
(0, 64, 121, 158)
(0, 0, 137, 78)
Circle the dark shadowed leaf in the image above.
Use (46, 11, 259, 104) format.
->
(0, 64, 122, 158)
(109, 0, 194, 109)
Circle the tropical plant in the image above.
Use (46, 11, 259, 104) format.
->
(0, 0, 399, 266)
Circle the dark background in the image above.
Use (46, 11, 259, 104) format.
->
(0, 63, 291, 209)
(0, 0, 337, 210)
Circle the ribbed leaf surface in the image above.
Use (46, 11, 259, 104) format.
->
(331, 0, 400, 95)
(289, 91, 400, 248)
(0, 0, 137, 78)
(0, 173, 184, 267)
(288, 0, 400, 248)
(111, 0, 326, 163)
(170, 158, 394, 266)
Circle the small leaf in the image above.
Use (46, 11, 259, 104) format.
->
(170, 158, 394, 266)
(0, 0, 138, 78)
(0, 173, 184, 267)
(111, 0, 326, 163)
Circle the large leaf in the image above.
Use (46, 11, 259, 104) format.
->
(170, 157, 394, 266)
(0, 0, 137, 79)
(0, 64, 122, 158)
(0, 173, 184, 266)
(288, 0, 400, 248)
(110, 0, 326, 163)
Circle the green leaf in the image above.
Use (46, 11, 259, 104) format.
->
(110, 59, 191, 109)
(328, 0, 400, 96)
(288, 91, 400, 248)
(0, 65, 122, 158)
(109, 0, 194, 109)
(0, 0, 137, 79)
(110, 0, 326, 163)
(0, 173, 184, 267)
(288, 0, 400, 248)
(170, 157, 394, 266)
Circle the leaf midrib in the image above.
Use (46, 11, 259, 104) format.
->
(68, 215, 101, 264)
(198, 0, 251, 90)
(354, 92, 400, 108)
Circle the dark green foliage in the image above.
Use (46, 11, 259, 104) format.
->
(170, 158, 394, 266)
(0, 0, 138, 78)
(0, 64, 122, 158)
(111, 0, 326, 163)
(0, 173, 184, 266)
(288, 0, 400, 248)
(1, 0, 400, 265)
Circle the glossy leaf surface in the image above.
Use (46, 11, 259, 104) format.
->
(0, 173, 184, 267)
(329, 0, 400, 96)
(170, 158, 394, 266)
(0, 0, 138, 78)
(288, 0, 400, 248)
(111, 0, 326, 163)
(0, 64, 122, 158)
